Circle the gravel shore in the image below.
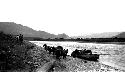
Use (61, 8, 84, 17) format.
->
(31, 45, 125, 72)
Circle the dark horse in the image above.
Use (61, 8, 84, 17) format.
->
(61, 49, 68, 59)
(43, 44, 49, 52)
(53, 46, 68, 59)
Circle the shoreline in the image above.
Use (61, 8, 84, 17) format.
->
(31, 41, 125, 71)
(30, 40, 125, 45)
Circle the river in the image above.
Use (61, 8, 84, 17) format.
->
(30, 41, 125, 70)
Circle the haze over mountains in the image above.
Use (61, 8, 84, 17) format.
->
(0, 22, 124, 39)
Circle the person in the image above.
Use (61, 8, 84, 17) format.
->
(16, 35, 20, 42)
(19, 34, 23, 43)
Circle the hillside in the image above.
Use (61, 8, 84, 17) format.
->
(114, 32, 125, 38)
(0, 22, 69, 39)
(57, 33, 69, 39)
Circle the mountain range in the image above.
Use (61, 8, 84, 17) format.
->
(72, 32, 122, 38)
(0, 22, 125, 39)
(0, 22, 69, 39)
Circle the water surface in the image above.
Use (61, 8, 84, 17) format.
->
(30, 41, 125, 70)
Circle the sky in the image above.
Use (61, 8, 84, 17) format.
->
(0, 0, 125, 36)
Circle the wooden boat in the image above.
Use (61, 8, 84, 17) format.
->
(77, 54, 99, 61)
(71, 49, 99, 61)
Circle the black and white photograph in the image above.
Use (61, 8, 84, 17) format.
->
(0, 0, 125, 72)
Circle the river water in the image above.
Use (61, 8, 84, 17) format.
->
(30, 41, 125, 70)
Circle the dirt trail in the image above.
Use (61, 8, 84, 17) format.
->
(36, 60, 55, 72)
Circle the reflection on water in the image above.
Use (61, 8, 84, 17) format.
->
(30, 41, 125, 70)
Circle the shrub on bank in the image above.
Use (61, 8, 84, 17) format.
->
(0, 32, 36, 71)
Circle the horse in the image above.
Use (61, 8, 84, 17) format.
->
(43, 44, 49, 51)
(53, 46, 68, 59)
(50, 46, 57, 55)
(61, 49, 68, 59)
(56, 46, 63, 50)
(47, 46, 54, 54)
(54, 49, 62, 59)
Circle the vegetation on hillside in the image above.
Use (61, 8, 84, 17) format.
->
(0, 31, 37, 71)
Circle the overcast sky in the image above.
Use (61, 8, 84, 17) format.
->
(0, 0, 125, 36)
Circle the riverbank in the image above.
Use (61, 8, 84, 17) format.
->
(31, 41, 124, 72)
(30, 42, 125, 72)
(0, 38, 124, 72)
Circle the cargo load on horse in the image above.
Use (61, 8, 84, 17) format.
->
(43, 44, 68, 59)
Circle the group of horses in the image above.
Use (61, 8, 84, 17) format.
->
(43, 44, 99, 61)
(43, 44, 68, 59)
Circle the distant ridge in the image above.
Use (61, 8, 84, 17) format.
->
(0, 22, 69, 39)
(114, 32, 125, 38)
(71, 32, 121, 38)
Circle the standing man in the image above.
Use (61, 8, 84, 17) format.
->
(19, 34, 23, 43)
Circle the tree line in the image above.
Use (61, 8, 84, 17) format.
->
(24, 37, 125, 42)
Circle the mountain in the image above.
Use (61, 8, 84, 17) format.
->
(0, 22, 69, 39)
(57, 33, 69, 39)
(114, 32, 125, 38)
(71, 32, 121, 38)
